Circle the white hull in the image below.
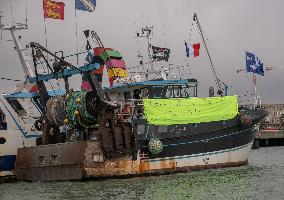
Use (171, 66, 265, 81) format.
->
(0, 130, 37, 176)
(144, 142, 253, 171)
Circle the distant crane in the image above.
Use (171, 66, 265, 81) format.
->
(236, 66, 277, 107)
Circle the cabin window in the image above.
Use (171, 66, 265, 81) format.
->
(123, 92, 131, 100)
(141, 88, 149, 98)
(181, 86, 196, 97)
(166, 86, 174, 98)
(153, 86, 164, 98)
(7, 99, 27, 116)
(173, 86, 180, 97)
(0, 137, 6, 144)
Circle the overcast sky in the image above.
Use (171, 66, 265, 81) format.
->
(0, 0, 283, 104)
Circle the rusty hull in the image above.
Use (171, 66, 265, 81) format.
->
(16, 141, 179, 181)
(16, 142, 89, 181)
(16, 141, 247, 181)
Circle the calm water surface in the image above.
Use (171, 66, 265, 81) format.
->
(1, 147, 284, 200)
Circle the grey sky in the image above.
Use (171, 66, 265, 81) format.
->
(0, 0, 283, 104)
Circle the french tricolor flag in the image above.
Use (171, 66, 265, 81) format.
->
(185, 42, 201, 58)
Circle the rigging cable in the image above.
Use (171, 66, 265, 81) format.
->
(9, 0, 15, 25)
(43, 7, 49, 64)
(25, 0, 28, 26)
(74, 5, 79, 65)
(193, 13, 222, 94)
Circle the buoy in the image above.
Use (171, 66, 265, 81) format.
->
(75, 98, 81, 104)
(240, 114, 253, 126)
(74, 110, 80, 116)
(148, 136, 163, 155)
(64, 118, 69, 124)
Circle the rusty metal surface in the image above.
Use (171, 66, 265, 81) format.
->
(16, 142, 89, 181)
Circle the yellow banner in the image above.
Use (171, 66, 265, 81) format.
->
(143, 96, 239, 125)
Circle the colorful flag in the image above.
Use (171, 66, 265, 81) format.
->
(43, 0, 65, 20)
(245, 52, 264, 76)
(152, 46, 170, 62)
(75, 0, 96, 12)
(185, 42, 200, 58)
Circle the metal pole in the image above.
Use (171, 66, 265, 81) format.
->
(9, 27, 34, 77)
(0, 14, 3, 40)
(253, 73, 257, 107)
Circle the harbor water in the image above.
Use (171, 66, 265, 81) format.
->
(1, 146, 284, 200)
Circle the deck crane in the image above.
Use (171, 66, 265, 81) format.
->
(193, 13, 224, 96)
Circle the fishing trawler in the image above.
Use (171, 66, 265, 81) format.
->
(1, 13, 267, 181)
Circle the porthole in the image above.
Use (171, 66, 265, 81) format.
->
(0, 137, 6, 144)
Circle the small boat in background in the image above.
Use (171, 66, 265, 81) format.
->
(0, 105, 38, 177)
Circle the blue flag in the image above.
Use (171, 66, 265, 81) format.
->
(185, 42, 190, 58)
(75, 0, 96, 12)
(245, 52, 264, 76)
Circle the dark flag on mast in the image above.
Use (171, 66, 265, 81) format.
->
(152, 46, 170, 62)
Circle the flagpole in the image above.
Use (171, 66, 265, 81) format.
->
(253, 73, 257, 108)
(43, 14, 49, 64)
(74, 6, 79, 65)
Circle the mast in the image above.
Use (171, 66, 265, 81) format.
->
(253, 73, 258, 108)
(136, 26, 154, 80)
(0, 14, 3, 40)
(193, 13, 223, 95)
(2, 25, 34, 78)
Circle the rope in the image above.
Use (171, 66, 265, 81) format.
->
(193, 14, 222, 93)
(39, 57, 61, 91)
(35, 50, 88, 66)
(0, 77, 23, 82)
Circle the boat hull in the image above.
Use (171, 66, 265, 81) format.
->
(16, 125, 257, 181)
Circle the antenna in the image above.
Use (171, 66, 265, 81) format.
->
(0, 13, 3, 40)
(136, 25, 154, 80)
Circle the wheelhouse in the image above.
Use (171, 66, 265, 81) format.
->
(105, 79, 198, 101)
